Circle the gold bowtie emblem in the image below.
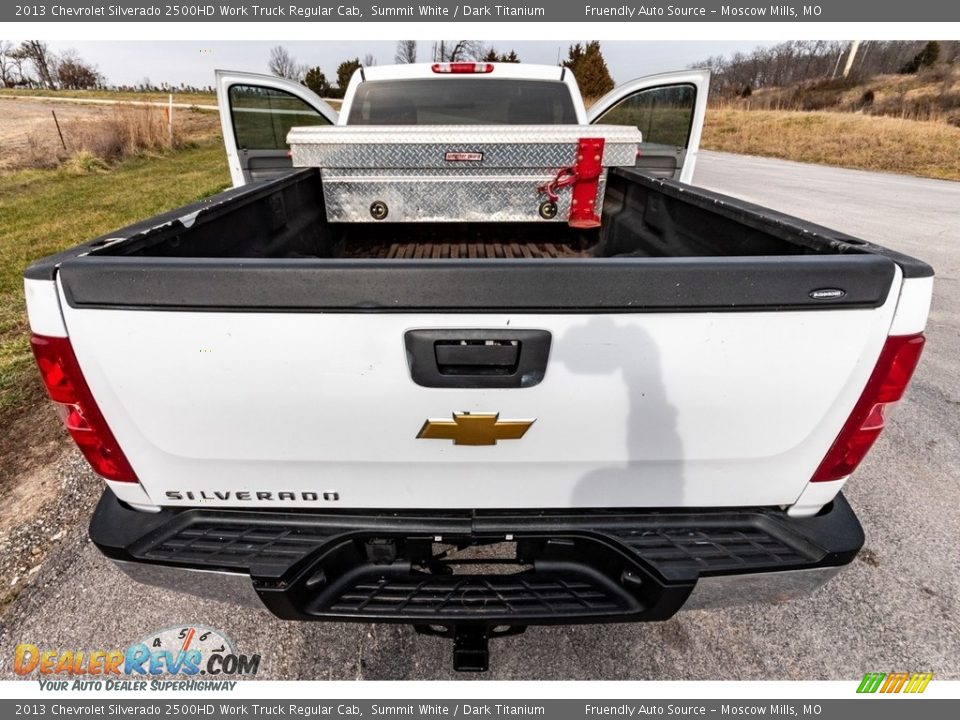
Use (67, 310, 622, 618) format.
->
(417, 412, 535, 446)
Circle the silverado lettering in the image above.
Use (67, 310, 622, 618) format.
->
(164, 491, 323, 502)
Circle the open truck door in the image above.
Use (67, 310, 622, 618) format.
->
(588, 69, 710, 184)
(216, 69, 339, 187)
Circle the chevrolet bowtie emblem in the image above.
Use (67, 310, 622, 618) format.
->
(417, 412, 535, 446)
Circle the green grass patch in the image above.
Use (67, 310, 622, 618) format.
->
(0, 138, 231, 420)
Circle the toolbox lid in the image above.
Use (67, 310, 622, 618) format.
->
(287, 124, 642, 169)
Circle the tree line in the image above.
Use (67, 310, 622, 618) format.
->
(0, 39, 621, 98)
(269, 40, 616, 99)
(266, 41, 528, 98)
(694, 40, 960, 98)
(0, 40, 104, 90)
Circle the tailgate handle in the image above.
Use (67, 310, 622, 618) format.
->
(435, 341, 519, 375)
(405, 330, 551, 389)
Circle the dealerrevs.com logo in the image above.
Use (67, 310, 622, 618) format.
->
(14, 625, 260, 691)
(857, 672, 933, 694)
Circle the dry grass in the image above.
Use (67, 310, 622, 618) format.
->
(720, 66, 960, 125)
(69, 105, 180, 159)
(702, 108, 960, 181)
(30, 105, 177, 165)
(20, 105, 219, 171)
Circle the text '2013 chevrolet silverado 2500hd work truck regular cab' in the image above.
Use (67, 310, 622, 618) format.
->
(24, 63, 933, 671)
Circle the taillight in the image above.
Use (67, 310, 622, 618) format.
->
(811, 333, 925, 482)
(30, 334, 138, 483)
(431, 62, 494, 74)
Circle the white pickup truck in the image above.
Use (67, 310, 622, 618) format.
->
(24, 63, 933, 671)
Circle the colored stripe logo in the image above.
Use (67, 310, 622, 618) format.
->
(857, 672, 933, 693)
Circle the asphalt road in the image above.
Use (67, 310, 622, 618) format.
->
(1, 152, 957, 680)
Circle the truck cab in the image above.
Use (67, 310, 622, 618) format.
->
(215, 62, 709, 186)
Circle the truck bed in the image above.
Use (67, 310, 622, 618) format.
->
(32, 166, 929, 315)
(72, 167, 921, 266)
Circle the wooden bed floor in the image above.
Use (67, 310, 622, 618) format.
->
(340, 241, 591, 259)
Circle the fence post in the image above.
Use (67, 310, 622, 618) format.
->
(168, 93, 174, 146)
(51, 110, 67, 150)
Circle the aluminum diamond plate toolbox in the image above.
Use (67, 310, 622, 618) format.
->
(287, 125, 642, 223)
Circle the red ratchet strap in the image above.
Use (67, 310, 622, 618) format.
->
(537, 137, 605, 229)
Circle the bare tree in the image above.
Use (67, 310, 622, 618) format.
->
(362, 53, 377, 67)
(394, 40, 417, 64)
(268, 45, 304, 81)
(57, 50, 102, 89)
(8, 47, 29, 86)
(432, 41, 487, 62)
(0, 40, 32, 87)
(16, 40, 57, 89)
(0, 40, 15, 87)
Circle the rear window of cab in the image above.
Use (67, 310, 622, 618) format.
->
(346, 78, 578, 125)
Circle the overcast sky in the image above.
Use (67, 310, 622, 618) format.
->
(45, 40, 780, 88)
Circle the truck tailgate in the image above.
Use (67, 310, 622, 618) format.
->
(54, 260, 902, 510)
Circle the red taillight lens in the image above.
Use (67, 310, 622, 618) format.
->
(30, 334, 138, 483)
(431, 62, 494, 74)
(811, 333, 925, 482)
